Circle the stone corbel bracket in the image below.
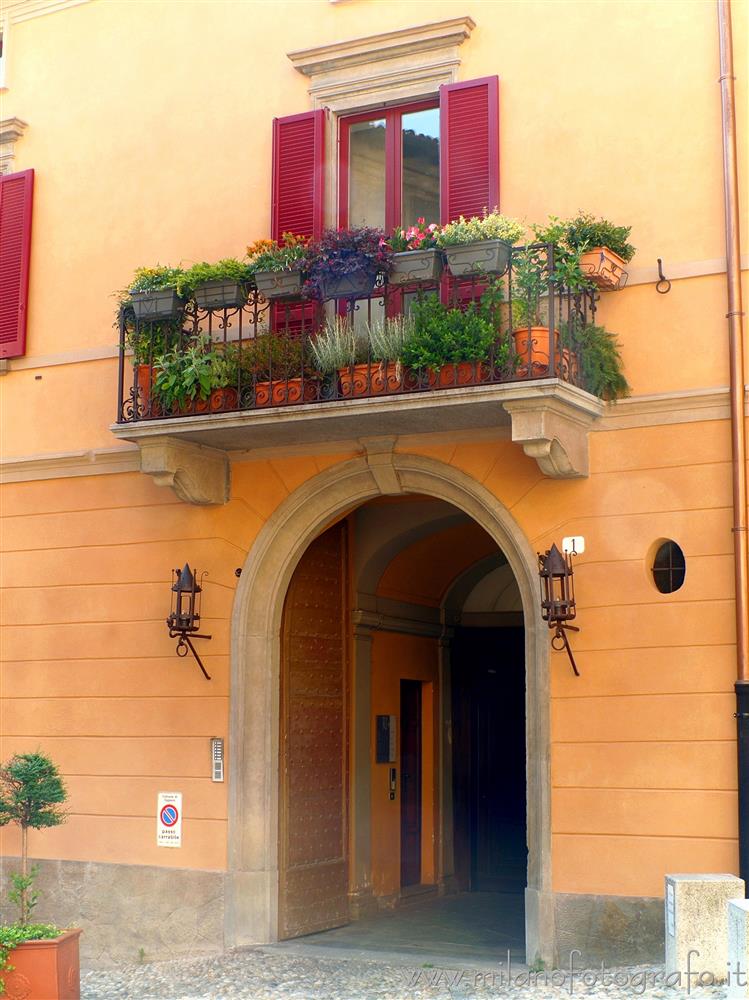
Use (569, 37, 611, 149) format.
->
(139, 436, 230, 505)
(361, 436, 403, 495)
(503, 394, 604, 478)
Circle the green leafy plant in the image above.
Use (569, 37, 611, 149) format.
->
(402, 294, 507, 371)
(176, 258, 254, 297)
(511, 246, 550, 327)
(387, 219, 440, 252)
(246, 233, 308, 273)
(1, 923, 61, 993)
(309, 318, 367, 373)
(152, 336, 231, 410)
(0, 753, 67, 927)
(126, 265, 185, 295)
(367, 316, 415, 363)
(238, 333, 308, 382)
(533, 213, 635, 262)
(565, 322, 630, 400)
(436, 209, 524, 248)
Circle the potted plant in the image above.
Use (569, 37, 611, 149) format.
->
(309, 318, 368, 396)
(178, 258, 254, 310)
(534, 213, 635, 291)
(238, 333, 315, 407)
(303, 228, 392, 301)
(247, 233, 308, 301)
(402, 293, 508, 388)
(0, 752, 80, 1000)
(152, 336, 238, 415)
(565, 322, 630, 400)
(437, 209, 524, 278)
(123, 265, 186, 321)
(387, 219, 443, 286)
(334, 316, 415, 397)
(511, 245, 563, 378)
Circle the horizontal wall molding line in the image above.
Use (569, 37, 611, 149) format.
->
(4, 0, 91, 24)
(625, 253, 748, 286)
(0, 446, 139, 483)
(3, 385, 747, 483)
(2, 344, 119, 372)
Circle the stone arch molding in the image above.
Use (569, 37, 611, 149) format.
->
(227, 448, 554, 964)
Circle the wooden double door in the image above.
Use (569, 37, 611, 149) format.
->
(278, 523, 349, 939)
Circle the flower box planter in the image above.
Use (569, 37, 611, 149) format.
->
(130, 288, 184, 321)
(3, 928, 81, 1000)
(254, 378, 318, 407)
(579, 246, 627, 290)
(193, 280, 248, 310)
(338, 362, 403, 398)
(443, 239, 513, 278)
(389, 249, 443, 286)
(320, 265, 379, 301)
(513, 327, 569, 378)
(254, 270, 303, 301)
(428, 361, 489, 388)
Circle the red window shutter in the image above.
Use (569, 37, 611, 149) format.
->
(271, 110, 325, 241)
(439, 77, 499, 224)
(0, 169, 34, 359)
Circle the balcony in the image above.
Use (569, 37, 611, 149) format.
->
(111, 244, 606, 503)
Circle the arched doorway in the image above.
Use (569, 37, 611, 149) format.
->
(227, 452, 553, 965)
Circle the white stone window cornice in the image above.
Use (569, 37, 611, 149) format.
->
(288, 16, 475, 112)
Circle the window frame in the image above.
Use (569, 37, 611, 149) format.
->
(338, 99, 440, 233)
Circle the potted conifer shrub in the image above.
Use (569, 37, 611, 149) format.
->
(303, 228, 392, 301)
(247, 234, 308, 301)
(437, 210, 523, 278)
(0, 753, 80, 1000)
(387, 219, 443, 285)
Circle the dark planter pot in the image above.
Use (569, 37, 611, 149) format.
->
(443, 238, 513, 278)
(194, 280, 248, 310)
(389, 249, 443, 286)
(254, 270, 303, 301)
(320, 264, 379, 301)
(130, 288, 184, 321)
(4, 928, 81, 1000)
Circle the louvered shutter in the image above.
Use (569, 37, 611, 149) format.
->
(439, 77, 499, 223)
(0, 169, 34, 359)
(272, 110, 325, 242)
(271, 111, 325, 334)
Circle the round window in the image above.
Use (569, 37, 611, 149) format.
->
(652, 540, 686, 594)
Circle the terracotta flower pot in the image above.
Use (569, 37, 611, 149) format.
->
(338, 362, 403, 397)
(428, 361, 488, 388)
(178, 387, 239, 415)
(579, 246, 627, 290)
(513, 327, 572, 378)
(254, 377, 318, 407)
(134, 364, 153, 403)
(3, 928, 81, 1000)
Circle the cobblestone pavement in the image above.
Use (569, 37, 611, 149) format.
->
(81, 947, 729, 999)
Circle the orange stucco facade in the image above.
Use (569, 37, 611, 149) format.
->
(1, 0, 748, 968)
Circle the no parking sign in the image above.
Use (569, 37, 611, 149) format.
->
(157, 792, 182, 848)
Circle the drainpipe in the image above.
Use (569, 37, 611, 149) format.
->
(717, 0, 749, 887)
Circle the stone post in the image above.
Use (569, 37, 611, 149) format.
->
(728, 899, 749, 998)
(665, 874, 745, 984)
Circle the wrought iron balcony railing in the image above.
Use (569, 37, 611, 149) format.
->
(116, 243, 598, 424)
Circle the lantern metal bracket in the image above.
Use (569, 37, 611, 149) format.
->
(170, 630, 213, 681)
(550, 622, 580, 677)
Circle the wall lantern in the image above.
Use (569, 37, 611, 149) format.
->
(166, 564, 212, 680)
(538, 542, 581, 676)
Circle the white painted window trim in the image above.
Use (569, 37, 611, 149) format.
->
(288, 17, 474, 227)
